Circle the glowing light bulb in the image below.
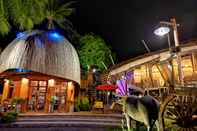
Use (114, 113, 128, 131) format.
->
(154, 27, 170, 36)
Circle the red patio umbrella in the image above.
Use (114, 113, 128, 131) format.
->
(96, 84, 118, 91)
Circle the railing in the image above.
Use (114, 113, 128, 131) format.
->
(174, 84, 197, 95)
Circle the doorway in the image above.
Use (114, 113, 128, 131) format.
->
(30, 81, 47, 112)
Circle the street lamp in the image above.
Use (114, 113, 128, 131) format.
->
(154, 26, 172, 52)
(154, 27, 170, 36)
(154, 18, 184, 86)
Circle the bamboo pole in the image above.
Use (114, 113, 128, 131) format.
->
(147, 64, 155, 88)
(171, 18, 184, 86)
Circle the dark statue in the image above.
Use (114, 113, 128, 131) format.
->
(118, 95, 160, 131)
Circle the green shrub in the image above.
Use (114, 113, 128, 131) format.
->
(11, 97, 25, 113)
(0, 112, 18, 123)
(7, 112, 18, 117)
(107, 127, 122, 131)
(78, 96, 90, 111)
(12, 97, 24, 105)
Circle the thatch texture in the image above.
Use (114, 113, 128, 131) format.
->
(0, 31, 80, 84)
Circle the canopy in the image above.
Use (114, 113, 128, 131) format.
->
(96, 84, 117, 91)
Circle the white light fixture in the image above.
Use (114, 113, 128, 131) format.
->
(108, 91, 110, 95)
(48, 79, 55, 87)
(92, 68, 97, 73)
(22, 78, 29, 84)
(121, 75, 126, 79)
(154, 27, 170, 36)
(4, 79, 9, 84)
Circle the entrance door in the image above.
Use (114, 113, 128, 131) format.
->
(53, 82, 67, 112)
(30, 81, 47, 112)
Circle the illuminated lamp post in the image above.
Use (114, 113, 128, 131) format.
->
(154, 18, 184, 86)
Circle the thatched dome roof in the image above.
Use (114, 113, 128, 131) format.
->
(0, 30, 80, 84)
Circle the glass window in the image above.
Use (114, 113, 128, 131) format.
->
(39, 81, 47, 86)
(31, 81, 38, 86)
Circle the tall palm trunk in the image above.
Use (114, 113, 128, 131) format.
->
(47, 16, 54, 30)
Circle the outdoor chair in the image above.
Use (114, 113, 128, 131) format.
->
(92, 101, 104, 113)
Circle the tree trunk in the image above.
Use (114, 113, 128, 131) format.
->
(47, 17, 53, 30)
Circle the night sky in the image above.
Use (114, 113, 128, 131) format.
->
(71, 0, 197, 62)
(1, 0, 197, 63)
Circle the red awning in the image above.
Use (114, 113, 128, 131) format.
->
(96, 84, 118, 91)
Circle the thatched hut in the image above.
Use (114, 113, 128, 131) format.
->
(0, 30, 80, 113)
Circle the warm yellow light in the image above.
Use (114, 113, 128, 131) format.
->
(48, 79, 55, 87)
(134, 69, 142, 83)
(67, 82, 73, 90)
(1, 79, 10, 103)
(4, 79, 9, 84)
(20, 78, 29, 99)
(22, 78, 28, 84)
(152, 66, 165, 86)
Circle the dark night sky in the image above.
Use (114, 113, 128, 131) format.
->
(70, 0, 197, 62)
(1, 0, 197, 63)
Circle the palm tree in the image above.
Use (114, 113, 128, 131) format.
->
(7, 0, 46, 30)
(42, 0, 78, 45)
(43, 0, 75, 30)
(0, 0, 75, 35)
(0, 0, 46, 35)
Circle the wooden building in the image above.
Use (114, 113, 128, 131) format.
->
(108, 41, 197, 97)
(0, 31, 80, 113)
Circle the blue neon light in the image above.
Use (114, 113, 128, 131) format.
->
(51, 32, 59, 38)
(16, 32, 25, 38)
(48, 32, 62, 41)
(15, 69, 32, 72)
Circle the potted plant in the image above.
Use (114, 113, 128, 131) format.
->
(79, 96, 89, 111)
(49, 96, 56, 112)
(11, 97, 24, 113)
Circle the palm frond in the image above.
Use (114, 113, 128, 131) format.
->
(45, 0, 75, 29)
(55, 8, 75, 18)
(32, 0, 46, 24)
(0, 0, 10, 35)
(8, 0, 46, 30)
(57, 18, 73, 30)
(0, 17, 10, 35)
(0, 0, 5, 15)
(0, 0, 76, 34)
(61, 1, 76, 8)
